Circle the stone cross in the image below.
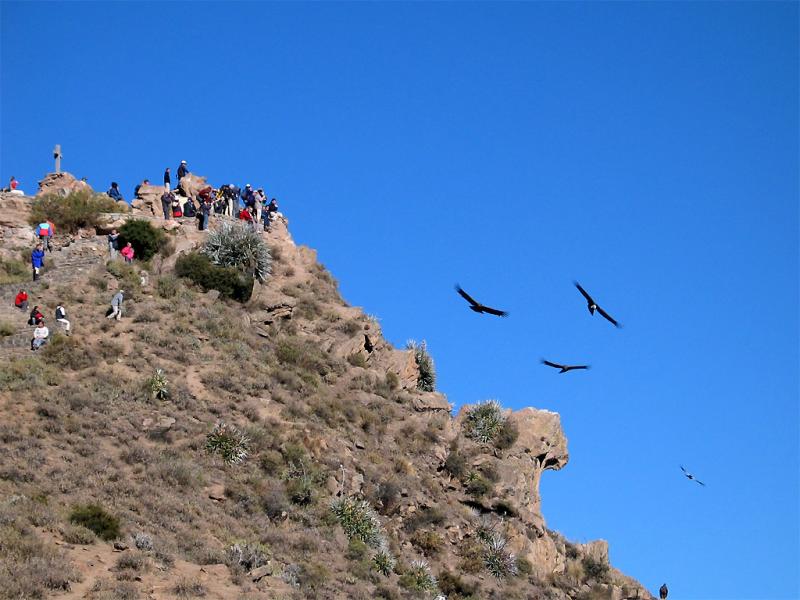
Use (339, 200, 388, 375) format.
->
(53, 144, 62, 173)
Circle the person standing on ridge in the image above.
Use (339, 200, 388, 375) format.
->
(177, 160, 189, 181)
(107, 228, 120, 259)
(161, 190, 174, 220)
(107, 290, 124, 321)
(31, 243, 45, 281)
(164, 167, 171, 190)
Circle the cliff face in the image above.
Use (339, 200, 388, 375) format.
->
(0, 188, 653, 600)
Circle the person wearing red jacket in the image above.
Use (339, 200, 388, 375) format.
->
(15, 290, 28, 310)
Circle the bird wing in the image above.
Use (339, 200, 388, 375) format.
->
(574, 281, 594, 303)
(695, 478, 706, 486)
(680, 465, 689, 475)
(596, 305, 620, 327)
(567, 365, 590, 371)
(455, 285, 480, 308)
(482, 305, 509, 317)
(541, 360, 564, 370)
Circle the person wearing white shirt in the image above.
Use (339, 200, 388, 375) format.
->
(31, 320, 49, 351)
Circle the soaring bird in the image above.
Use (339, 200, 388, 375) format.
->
(455, 285, 508, 317)
(541, 359, 590, 374)
(659, 583, 668, 599)
(574, 281, 620, 327)
(680, 465, 705, 486)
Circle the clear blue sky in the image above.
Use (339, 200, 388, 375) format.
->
(2, 2, 797, 598)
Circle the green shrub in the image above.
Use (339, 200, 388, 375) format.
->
(68, 504, 120, 541)
(106, 260, 141, 294)
(464, 400, 506, 444)
(205, 422, 250, 465)
(0, 322, 15, 337)
(438, 569, 479, 598)
(201, 221, 271, 282)
(494, 418, 519, 450)
(62, 524, 97, 545)
(118, 219, 169, 262)
(581, 555, 610, 582)
(410, 530, 444, 556)
(406, 340, 435, 391)
(444, 448, 467, 478)
(29, 190, 123, 233)
(464, 472, 492, 498)
(226, 542, 269, 571)
(0, 257, 28, 285)
(156, 275, 179, 298)
(175, 252, 253, 302)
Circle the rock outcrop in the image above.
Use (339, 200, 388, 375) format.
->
(36, 171, 93, 196)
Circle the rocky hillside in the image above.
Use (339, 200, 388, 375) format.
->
(0, 184, 654, 600)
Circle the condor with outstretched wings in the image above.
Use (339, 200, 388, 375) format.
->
(574, 281, 620, 327)
(680, 465, 705, 486)
(455, 285, 508, 317)
(541, 359, 590, 374)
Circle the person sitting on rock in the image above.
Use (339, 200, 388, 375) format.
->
(15, 289, 28, 311)
(31, 244, 45, 281)
(107, 290, 124, 320)
(134, 179, 149, 198)
(107, 182, 124, 202)
(183, 197, 197, 218)
(171, 196, 183, 218)
(28, 305, 44, 326)
(120, 242, 135, 263)
(55, 303, 71, 335)
(263, 198, 278, 231)
(31, 319, 49, 351)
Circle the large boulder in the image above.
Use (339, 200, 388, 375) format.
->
(37, 172, 93, 197)
(132, 183, 166, 216)
(179, 173, 211, 202)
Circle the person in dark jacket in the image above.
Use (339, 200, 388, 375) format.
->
(199, 199, 212, 231)
(28, 305, 44, 326)
(161, 191, 174, 220)
(134, 179, 149, 198)
(241, 184, 255, 209)
(107, 228, 120, 259)
(31, 244, 45, 281)
(107, 182, 124, 202)
(183, 198, 197, 218)
(177, 160, 189, 181)
(164, 167, 171, 190)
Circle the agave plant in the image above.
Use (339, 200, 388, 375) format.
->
(146, 369, 169, 400)
(205, 421, 250, 465)
(202, 221, 271, 282)
(464, 399, 506, 443)
(330, 496, 384, 548)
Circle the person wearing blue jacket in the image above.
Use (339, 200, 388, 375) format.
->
(107, 182, 124, 202)
(31, 244, 45, 281)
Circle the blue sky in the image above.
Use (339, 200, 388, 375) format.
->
(1, 2, 797, 598)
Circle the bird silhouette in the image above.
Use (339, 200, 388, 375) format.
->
(455, 285, 508, 317)
(574, 281, 620, 327)
(363, 334, 374, 353)
(659, 583, 669, 599)
(680, 465, 705, 486)
(541, 359, 590, 374)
